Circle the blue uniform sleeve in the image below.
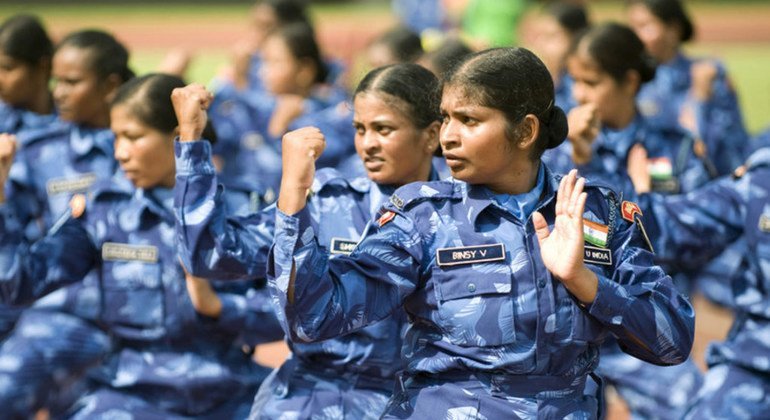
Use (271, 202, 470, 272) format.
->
(267, 206, 420, 343)
(0, 205, 97, 304)
(583, 208, 695, 365)
(174, 140, 275, 280)
(638, 174, 745, 272)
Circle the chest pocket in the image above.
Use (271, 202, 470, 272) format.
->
(432, 264, 514, 347)
(101, 243, 165, 332)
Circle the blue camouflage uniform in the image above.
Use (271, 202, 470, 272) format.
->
(554, 72, 576, 113)
(636, 147, 770, 419)
(208, 84, 350, 198)
(267, 162, 694, 419)
(637, 53, 749, 176)
(0, 169, 283, 418)
(173, 140, 437, 419)
(545, 114, 708, 419)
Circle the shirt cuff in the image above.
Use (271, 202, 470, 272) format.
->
(174, 139, 216, 176)
(586, 275, 630, 326)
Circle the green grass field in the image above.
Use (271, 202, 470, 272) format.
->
(2, 1, 769, 134)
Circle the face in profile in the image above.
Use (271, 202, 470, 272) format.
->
(353, 91, 436, 187)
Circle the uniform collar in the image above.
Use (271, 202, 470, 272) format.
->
(597, 113, 644, 157)
(70, 124, 115, 158)
(464, 163, 559, 226)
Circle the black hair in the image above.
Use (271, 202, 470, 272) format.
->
(269, 22, 328, 85)
(444, 47, 568, 160)
(573, 22, 657, 87)
(355, 63, 440, 154)
(262, 0, 311, 26)
(373, 26, 424, 63)
(111, 73, 216, 143)
(56, 29, 135, 83)
(0, 14, 52, 66)
(421, 38, 473, 78)
(627, 0, 694, 42)
(545, 2, 590, 35)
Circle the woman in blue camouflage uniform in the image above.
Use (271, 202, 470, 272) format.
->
(0, 73, 282, 418)
(544, 22, 707, 420)
(265, 47, 694, 418)
(0, 14, 56, 140)
(210, 21, 351, 208)
(0, 29, 134, 418)
(627, 0, 749, 177)
(172, 62, 443, 419)
(627, 145, 770, 419)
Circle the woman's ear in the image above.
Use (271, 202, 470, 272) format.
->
(623, 69, 641, 95)
(295, 58, 318, 93)
(423, 120, 441, 154)
(517, 114, 540, 151)
(102, 73, 123, 104)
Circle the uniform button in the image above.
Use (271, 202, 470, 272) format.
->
(538, 279, 546, 288)
(467, 283, 476, 293)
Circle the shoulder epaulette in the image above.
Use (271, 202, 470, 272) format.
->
(16, 121, 69, 147)
(311, 167, 369, 194)
(91, 173, 132, 202)
(384, 180, 459, 212)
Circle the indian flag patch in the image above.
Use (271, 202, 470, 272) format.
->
(583, 219, 609, 248)
(648, 157, 673, 180)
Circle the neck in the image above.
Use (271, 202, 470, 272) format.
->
(487, 159, 540, 195)
(656, 47, 679, 65)
(605, 101, 636, 130)
(26, 85, 53, 115)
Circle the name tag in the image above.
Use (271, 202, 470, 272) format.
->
(584, 245, 612, 266)
(46, 173, 97, 195)
(651, 178, 680, 194)
(760, 215, 770, 233)
(102, 242, 159, 263)
(436, 243, 505, 267)
(330, 238, 358, 255)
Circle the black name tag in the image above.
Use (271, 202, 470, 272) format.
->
(584, 245, 612, 266)
(436, 243, 505, 267)
(760, 215, 770, 233)
(651, 178, 680, 194)
(330, 238, 358, 255)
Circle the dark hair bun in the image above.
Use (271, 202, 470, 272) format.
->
(543, 105, 568, 149)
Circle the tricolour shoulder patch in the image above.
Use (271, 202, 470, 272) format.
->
(621, 201, 643, 223)
(583, 219, 608, 248)
(436, 243, 505, 267)
(330, 237, 358, 255)
(102, 242, 159, 263)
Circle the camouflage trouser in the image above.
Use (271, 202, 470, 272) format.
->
(683, 363, 770, 420)
(249, 357, 393, 420)
(383, 371, 600, 419)
(0, 309, 110, 418)
(596, 342, 703, 420)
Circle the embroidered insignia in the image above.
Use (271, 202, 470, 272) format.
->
(583, 219, 608, 248)
(436, 243, 506, 267)
(46, 173, 97, 195)
(102, 242, 159, 263)
(389, 194, 405, 209)
(378, 211, 396, 227)
(760, 215, 770, 233)
(583, 245, 612, 266)
(621, 201, 643, 223)
(69, 194, 86, 219)
(330, 238, 358, 255)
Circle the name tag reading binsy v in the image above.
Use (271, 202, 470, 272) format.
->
(436, 243, 506, 267)
(330, 238, 358, 255)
